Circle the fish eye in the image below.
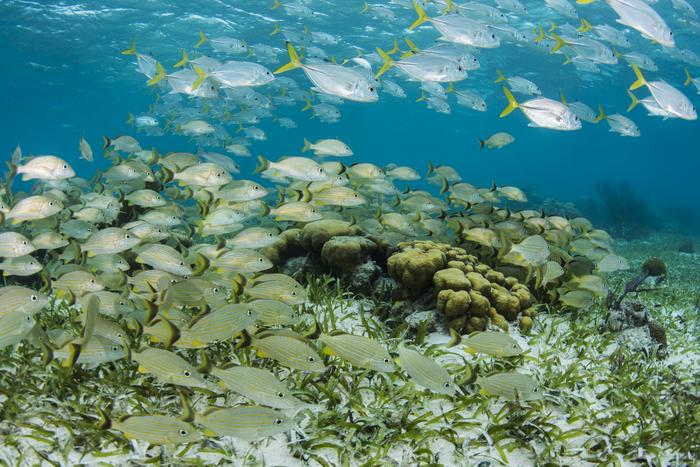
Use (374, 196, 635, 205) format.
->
(277, 392, 285, 398)
(383, 358, 390, 363)
(119, 301, 126, 305)
(213, 287, 220, 293)
(178, 261, 185, 266)
(274, 418, 283, 425)
(246, 309, 253, 316)
(90, 279, 95, 284)
(458, 66, 463, 71)
(369, 86, 374, 92)
(22, 240, 27, 245)
(62, 164, 68, 169)
(26, 315, 33, 322)
(443, 382, 451, 388)
(125, 233, 131, 239)
(258, 257, 264, 262)
(184, 370, 191, 377)
(31, 295, 38, 301)
(291, 291, 297, 296)
(513, 344, 518, 349)
(179, 429, 188, 436)
(533, 387, 539, 392)
(307, 356, 315, 362)
(112, 346, 119, 351)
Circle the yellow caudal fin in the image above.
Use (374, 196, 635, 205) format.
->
(576, 0, 597, 4)
(550, 32, 568, 53)
(548, 21, 558, 33)
(500, 86, 519, 117)
(195, 31, 208, 49)
(409, 0, 430, 30)
(361, 2, 369, 13)
(559, 91, 568, 104)
(404, 37, 418, 54)
(684, 67, 693, 86)
(270, 24, 281, 35)
(274, 42, 302, 74)
(595, 104, 607, 122)
(387, 37, 400, 55)
(127, 112, 134, 126)
(191, 65, 207, 90)
(374, 47, 394, 79)
(495, 69, 507, 83)
(534, 24, 545, 43)
(271, 0, 282, 9)
(447, 82, 454, 94)
(121, 39, 137, 55)
(147, 62, 166, 86)
(578, 19, 593, 33)
(629, 63, 647, 91)
(626, 90, 639, 112)
(612, 48, 621, 59)
(416, 90, 426, 102)
(301, 98, 313, 111)
(174, 49, 189, 68)
(301, 138, 312, 152)
(443, 0, 456, 13)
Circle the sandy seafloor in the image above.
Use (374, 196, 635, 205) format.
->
(0, 233, 698, 467)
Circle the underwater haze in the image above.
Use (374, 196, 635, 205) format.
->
(1, 1, 700, 465)
(2, 0, 700, 221)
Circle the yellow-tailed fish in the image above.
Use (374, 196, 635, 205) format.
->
(248, 299, 297, 326)
(0, 311, 36, 349)
(251, 333, 325, 372)
(463, 331, 523, 357)
(212, 248, 272, 273)
(82, 227, 141, 256)
(476, 372, 542, 401)
(397, 343, 456, 395)
(135, 244, 192, 276)
(99, 411, 201, 446)
(6, 195, 63, 224)
(131, 347, 212, 389)
(319, 333, 395, 372)
(0, 232, 36, 258)
(211, 365, 307, 409)
(194, 406, 293, 441)
(0, 255, 43, 277)
(174, 303, 258, 349)
(0, 286, 48, 316)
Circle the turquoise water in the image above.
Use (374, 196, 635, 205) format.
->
(2, 0, 698, 228)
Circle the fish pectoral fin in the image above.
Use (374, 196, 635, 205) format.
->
(479, 388, 491, 397)
(137, 365, 148, 374)
(256, 349, 268, 358)
(203, 429, 218, 437)
(322, 347, 336, 356)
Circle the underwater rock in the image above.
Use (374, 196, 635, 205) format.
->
(261, 228, 304, 266)
(387, 242, 447, 297)
(678, 240, 694, 254)
(433, 268, 471, 292)
(605, 300, 667, 357)
(388, 240, 537, 333)
(321, 236, 377, 275)
(301, 219, 360, 253)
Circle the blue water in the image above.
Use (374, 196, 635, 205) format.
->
(2, 0, 699, 230)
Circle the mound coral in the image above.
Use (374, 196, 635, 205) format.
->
(389, 241, 534, 333)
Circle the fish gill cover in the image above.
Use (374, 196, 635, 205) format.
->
(0, 0, 699, 465)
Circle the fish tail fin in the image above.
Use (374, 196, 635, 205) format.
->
(427, 161, 435, 176)
(255, 155, 270, 173)
(174, 49, 189, 68)
(360, 2, 369, 13)
(301, 138, 312, 152)
(559, 90, 568, 104)
(499, 86, 519, 118)
(301, 98, 313, 111)
(416, 90, 426, 102)
(387, 37, 400, 55)
(102, 135, 111, 150)
(96, 407, 111, 430)
(409, 0, 430, 30)
(121, 38, 137, 55)
(191, 64, 207, 90)
(126, 113, 134, 126)
(684, 67, 692, 87)
(271, 0, 281, 9)
(195, 31, 208, 48)
(404, 37, 419, 54)
(576, 0, 597, 4)
(595, 104, 607, 122)
(629, 64, 646, 91)
(275, 42, 302, 74)
(60, 343, 81, 368)
(626, 90, 639, 112)
(447, 82, 454, 93)
(270, 24, 281, 35)
(578, 18, 592, 33)
(146, 61, 165, 86)
(443, 0, 456, 13)
(550, 32, 568, 53)
(548, 21, 558, 33)
(495, 69, 506, 83)
(374, 47, 394, 79)
(534, 24, 545, 43)
(479, 139, 485, 149)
